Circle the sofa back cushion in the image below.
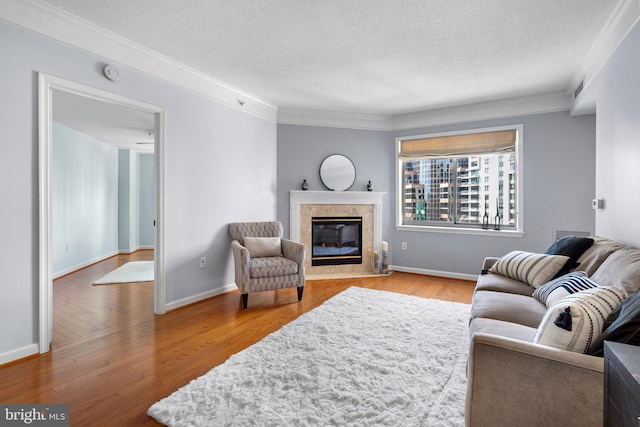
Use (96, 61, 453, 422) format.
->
(475, 272, 535, 297)
(489, 251, 569, 288)
(590, 248, 640, 296)
(573, 236, 623, 276)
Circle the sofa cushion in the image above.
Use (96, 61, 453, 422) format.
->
(545, 236, 594, 277)
(249, 256, 298, 278)
(589, 289, 640, 356)
(532, 272, 594, 307)
(469, 317, 537, 342)
(471, 290, 548, 328)
(243, 236, 282, 257)
(573, 236, 623, 276)
(534, 286, 626, 354)
(591, 248, 640, 296)
(489, 251, 569, 288)
(475, 272, 535, 296)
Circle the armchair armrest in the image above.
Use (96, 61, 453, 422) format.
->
(281, 239, 305, 284)
(281, 238, 304, 263)
(466, 333, 603, 427)
(230, 240, 250, 293)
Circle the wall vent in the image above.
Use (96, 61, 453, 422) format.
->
(554, 230, 591, 241)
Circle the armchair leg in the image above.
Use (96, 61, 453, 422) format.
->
(297, 286, 304, 302)
(241, 293, 248, 310)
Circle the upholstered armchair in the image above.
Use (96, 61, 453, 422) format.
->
(228, 221, 305, 309)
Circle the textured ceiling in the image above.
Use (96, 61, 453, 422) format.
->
(43, 0, 619, 115)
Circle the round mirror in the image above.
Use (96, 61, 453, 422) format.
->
(319, 154, 356, 191)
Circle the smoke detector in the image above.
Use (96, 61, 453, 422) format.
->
(103, 64, 121, 82)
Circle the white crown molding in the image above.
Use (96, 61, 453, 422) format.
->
(570, 0, 640, 115)
(279, 92, 571, 131)
(277, 107, 394, 131)
(0, 0, 278, 122)
(391, 92, 572, 131)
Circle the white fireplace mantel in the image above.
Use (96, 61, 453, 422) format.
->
(289, 190, 385, 252)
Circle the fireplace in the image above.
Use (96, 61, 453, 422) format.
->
(312, 217, 362, 266)
(290, 190, 383, 278)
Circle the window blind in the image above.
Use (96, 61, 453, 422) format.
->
(399, 129, 516, 159)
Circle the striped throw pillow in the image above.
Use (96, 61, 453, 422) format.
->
(532, 272, 594, 307)
(534, 286, 626, 353)
(489, 251, 570, 288)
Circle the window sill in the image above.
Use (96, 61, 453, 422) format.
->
(395, 224, 524, 238)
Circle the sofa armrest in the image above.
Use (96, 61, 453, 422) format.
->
(481, 257, 500, 271)
(466, 333, 604, 427)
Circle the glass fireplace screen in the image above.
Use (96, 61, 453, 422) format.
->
(311, 216, 362, 266)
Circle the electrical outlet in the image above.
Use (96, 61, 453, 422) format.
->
(401, 242, 407, 250)
(200, 257, 206, 268)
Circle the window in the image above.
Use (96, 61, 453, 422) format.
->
(397, 125, 523, 232)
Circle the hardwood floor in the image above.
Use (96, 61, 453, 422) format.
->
(0, 253, 474, 426)
(52, 250, 155, 348)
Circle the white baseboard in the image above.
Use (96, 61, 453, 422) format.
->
(0, 343, 39, 366)
(118, 246, 154, 254)
(166, 283, 238, 311)
(390, 265, 477, 282)
(53, 251, 119, 279)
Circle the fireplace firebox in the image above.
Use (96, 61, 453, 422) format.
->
(311, 217, 362, 266)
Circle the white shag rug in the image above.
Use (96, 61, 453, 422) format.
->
(92, 261, 154, 285)
(148, 286, 470, 426)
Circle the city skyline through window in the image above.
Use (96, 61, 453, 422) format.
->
(397, 125, 521, 232)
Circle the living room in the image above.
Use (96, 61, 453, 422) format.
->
(1, 0, 640, 424)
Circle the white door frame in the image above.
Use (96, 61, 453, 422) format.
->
(38, 73, 167, 353)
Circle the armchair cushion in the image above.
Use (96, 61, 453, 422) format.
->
(243, 236, 282, 257)
(249, 257, 299, 278)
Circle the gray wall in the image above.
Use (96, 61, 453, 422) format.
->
(118, 150, 154, 252)
(592, 20, 640, 247)
(277, 125, 394, 242)
(392, 111, 596, 275)
(139, 153, 155, 247)
(0, 21, 277, 359)
(278, 110, 597, 276)
(52, 122, 119, 276)
(53, 125, 154, 276)
(118, 149, 134, 251)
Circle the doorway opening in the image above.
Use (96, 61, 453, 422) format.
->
(38, 73, 166, 353)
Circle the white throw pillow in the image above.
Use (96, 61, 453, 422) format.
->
(243, 236, 282, 257)
(534, 286, 626, 353)
(489, 251, 570, 288)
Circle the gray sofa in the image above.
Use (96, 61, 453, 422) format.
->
(465, 237, 640, 427)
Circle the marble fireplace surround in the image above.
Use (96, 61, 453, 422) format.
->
(290, 191, 384, 278)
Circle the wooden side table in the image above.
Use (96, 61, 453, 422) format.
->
(604, 341, 640, 426)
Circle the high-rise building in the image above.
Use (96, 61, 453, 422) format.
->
(402, 154, 516, 227)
